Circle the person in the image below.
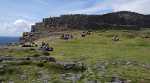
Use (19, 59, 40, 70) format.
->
(81, 32, 86, 37)
(112, 35, 119, 41)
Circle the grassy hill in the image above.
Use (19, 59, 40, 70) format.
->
(0, 30, 150, 83)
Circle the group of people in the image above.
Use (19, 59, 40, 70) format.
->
(61, 33, 73, 40)
(40, 42, 54, 51)
(21, 42, 38, 47)
(21, 41, 54, 52)
(60, 31, 92, 40)
(81, 31, 120, 42)
(81, 31, 92, 37)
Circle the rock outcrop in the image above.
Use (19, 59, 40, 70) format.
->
(20, 11, 150, 43)
(0, 56, 56, 62)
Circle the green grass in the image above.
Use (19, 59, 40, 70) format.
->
(1, 30, 150, 82)
(49, 30, 150, 82)
(51, 31, 150, 63)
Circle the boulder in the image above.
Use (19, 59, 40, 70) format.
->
(57, 62, 86, 71)
(39, 56, 56, 62)
(0, 80, 3, 83)
(86, 80, 98, 83)
(8, 80, 14, 83)
(20, 75, 28, 80)
(110, 77, 128, 83)
(61, 73, 82, 83)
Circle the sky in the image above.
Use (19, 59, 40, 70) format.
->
(0, 0, 150, 37)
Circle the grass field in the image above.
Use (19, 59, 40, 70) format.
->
(0, 30, 150, 83)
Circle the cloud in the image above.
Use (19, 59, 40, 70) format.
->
(69, 0, 150, 14)
(68, 2, 111, 14)
(111, 0, 150, 14)
(0, 19, 33, 37)
(68, 1, 110, 14)
(14, 19, 31, 31)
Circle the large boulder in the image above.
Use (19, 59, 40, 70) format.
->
(57, 62, 87, 71)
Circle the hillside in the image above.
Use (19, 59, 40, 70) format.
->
(33, 11, 150, 31)
(20, 11, 150, 43)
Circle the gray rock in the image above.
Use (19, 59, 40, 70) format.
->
(20, 75, 28, 80)
(57, 61, 86, 70)
(86, 80, 98, 83)
(61, 73, 82, 83)
(141, 64, 150, 69)
(110, 77, 128, 83)
(0, 80, 3, 83)
(43, 79, 48, 83)
(8, 80, 14, 83)
(0, 55, 56, 63)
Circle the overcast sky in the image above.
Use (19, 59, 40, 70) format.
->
(0, 0, 150, 36)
